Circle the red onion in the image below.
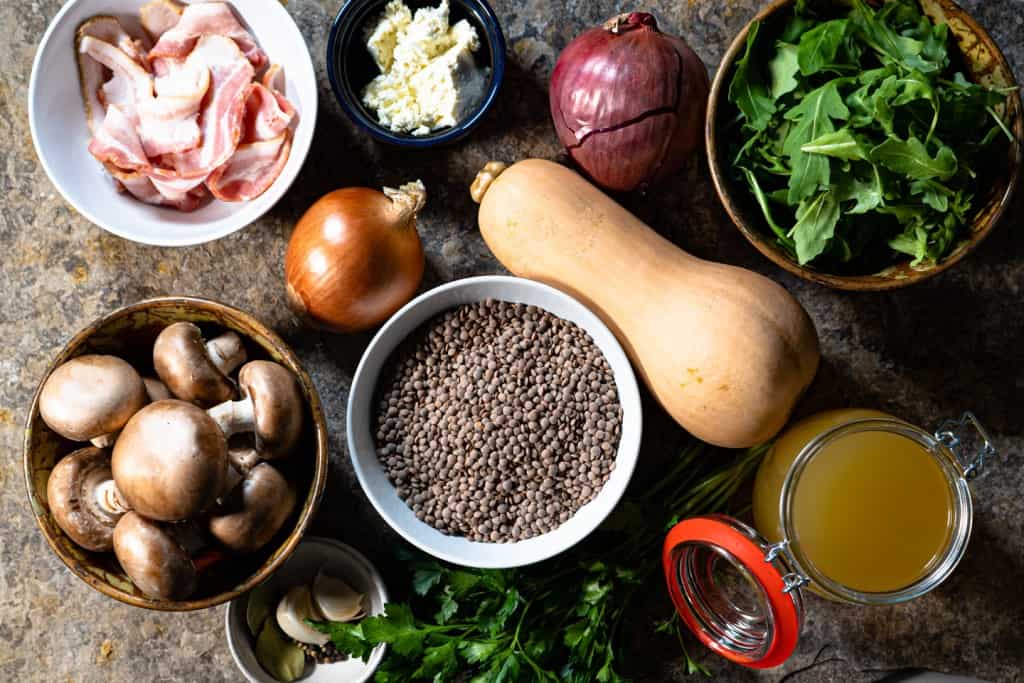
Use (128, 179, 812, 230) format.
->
(549, 13, 709, 193)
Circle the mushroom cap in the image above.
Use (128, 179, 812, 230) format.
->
(39, 355, 147, 442)
(153, 322, 235, 407)
(208, 463, 296, 553)
(47, 446, 122, 552)
(238, 361, 303, 459)
(113, 512, 197, 600)
(112, 400, 228, 521)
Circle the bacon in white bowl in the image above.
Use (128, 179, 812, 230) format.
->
(74, 0, 297, 212)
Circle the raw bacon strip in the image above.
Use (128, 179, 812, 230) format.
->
(137, 64, 211, 156)
(75, 17, 149, 133)
(79, 35, 154, 103)
(145, 166, 209, 198)
(89, 105, 149, 170)
(108, 165, 203, 211)
(206, 132, 291, 202)
(168, 35, 254, 178)
(149, 3, 267, 69)
(242, 82, 296, 143)
(262, 63, 285, 93)
(140, 0, 184, 40)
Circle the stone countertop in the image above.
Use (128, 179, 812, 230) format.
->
(1, 0, 1022, 681)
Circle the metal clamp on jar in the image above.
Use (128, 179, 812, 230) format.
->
(661, 410, 997, 669)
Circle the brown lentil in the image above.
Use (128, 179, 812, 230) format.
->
(373, 299, 622, 543)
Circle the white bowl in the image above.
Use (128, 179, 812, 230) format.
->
(225, 537, 388, 683)
(28, 0, 317, 246)
(346, 275, 643, 569)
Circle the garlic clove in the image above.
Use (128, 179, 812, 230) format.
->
(275, 585, 329, 646)
(312, 568, 367, 623)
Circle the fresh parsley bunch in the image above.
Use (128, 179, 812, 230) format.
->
(728, 0, 1015, 270)
(313, 443, 768, 682)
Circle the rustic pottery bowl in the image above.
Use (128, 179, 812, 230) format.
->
(23, 297, 329, 611)
(347, 276, 643, 569)
(707, 0, 1023, 290)
(28, 0, 318, 246)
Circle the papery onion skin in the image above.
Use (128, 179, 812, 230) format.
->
(284, 183, 425, 333)
(549, 12, 710, 193)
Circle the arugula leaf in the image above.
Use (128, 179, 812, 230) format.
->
(741, 168, 790, 241)
(870, 135, 957, 180)
(790, 192, 841, 264)
(801, 129, 868, 160)
(768, 42, 800, 100)
(729, 21, 776, 131)
(834, 166, 883, 214)
(850, 0, 927, 69)
(783, 81, 851, 203)
(797, 19, 848, 76)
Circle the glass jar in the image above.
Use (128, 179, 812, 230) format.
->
(661, 411, 995, 669)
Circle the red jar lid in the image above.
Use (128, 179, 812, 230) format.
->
(662, 514, 804, 669)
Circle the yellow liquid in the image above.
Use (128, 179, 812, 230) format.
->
(753, 410, 955, 595)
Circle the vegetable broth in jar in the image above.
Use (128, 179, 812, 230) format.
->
(663, 410, 993, 669)
(753, 410, 955, 594)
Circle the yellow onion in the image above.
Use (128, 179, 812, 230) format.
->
(285, 181, 426, 333)
(549, 13, 709, 193)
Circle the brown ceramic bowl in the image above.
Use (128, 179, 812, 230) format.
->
(707, 0, 1023, 290)
(23, 297, 329, 611)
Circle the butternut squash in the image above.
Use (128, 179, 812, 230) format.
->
(471, 160, 819, 448)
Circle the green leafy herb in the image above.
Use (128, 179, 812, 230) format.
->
(729, 21, 776, 131)
(315, 442, 768, 682)
(727, 0, 1015, 269)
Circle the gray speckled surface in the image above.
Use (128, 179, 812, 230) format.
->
(1, 0, 1023, 681)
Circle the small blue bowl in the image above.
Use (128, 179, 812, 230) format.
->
(327, 0, 506, 147)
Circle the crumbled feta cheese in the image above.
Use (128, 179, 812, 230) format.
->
(361, 0, 487, 136)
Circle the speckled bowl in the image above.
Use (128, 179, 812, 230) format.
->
(707, 0, 1023, 290)
(23, 297, 329, 611)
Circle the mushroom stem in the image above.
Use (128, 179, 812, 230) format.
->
(207, 395, 256, 438)
(94, 478, 131, 515)
(89, 432, 119, 448)
(205, 332, 246, 376)
(228, 447, 261, 474)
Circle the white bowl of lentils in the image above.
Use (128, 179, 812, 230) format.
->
(347, 275, 642, 568)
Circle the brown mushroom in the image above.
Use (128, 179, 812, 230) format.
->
(206, 361, 303, 461)
(208, 463, 296, 553)
(112, 512, 215, 600)
(112, 400, 228, 522)
(39, 355, 147, 447)
(47, 447, 130, 552)
(153, 322, 247, 407)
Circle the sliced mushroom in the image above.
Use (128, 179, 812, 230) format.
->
(142, 376, 173, 402)
(113, 512, 198, 600)
(208, 463, 296, 553)
(47, 447, 130, 552)
(207, 361, 303, 460)
(39, 355, 148, 447)
(153, 322, 247, 407)
(111, 399, 228, 521)
(276, 585, 330, 645)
